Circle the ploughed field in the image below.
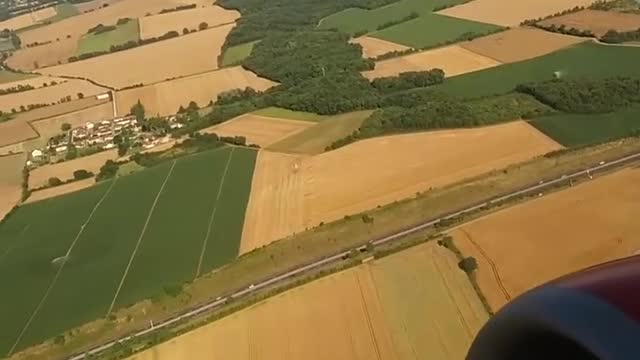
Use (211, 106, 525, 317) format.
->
(126, 242, 489, 360)
(0, 147, 257, 354)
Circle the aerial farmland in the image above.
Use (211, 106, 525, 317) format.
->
(2, 0, 640, 358)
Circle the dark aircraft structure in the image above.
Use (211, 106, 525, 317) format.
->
(467, 256, 640, 360)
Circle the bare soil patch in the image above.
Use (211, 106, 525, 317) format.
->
(351, 36, 411, 59)
(538, 9, 640, 37)
(202, 114, 313, 147)
(362, 45, 501, 80)
(139, 6, 239, 40)
(0, 6, 56, 31)
(6, 38, 79, 71)
(0, 97, 110, 149)
(0, 153, 25, 221)
(450, 167, 640, 311)
(25, 177, 95, 204)
(460, 27, 587, 63)
(241, 121, 561, 253)
(114, 66, 275, 116)
(28, 148, 118, 189)
(437, 0, 595, 27)
(0, 78, 108, 113)
(40, 24, 236, 88)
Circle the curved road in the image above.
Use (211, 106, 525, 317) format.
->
(68, 151, 640, 360)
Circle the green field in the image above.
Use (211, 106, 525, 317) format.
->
(221, 41, 259, 67)
(436, 42, 640, 99)
(52, 3, 80, 21)
(370, 13, 501, 48)
(318, 0, 465, 35)
(531, 106, 640, 147)
(77, 20, 140, 55)
(0, 37, 14, 52)
(0, 147, 256, 354)
(0, 70, 35, 84)
(253, 107, 328, 122)
(267, 110, 372, 154)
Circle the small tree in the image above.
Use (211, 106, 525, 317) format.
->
(130, 100, 145, 122)
(61, 123, 71, 132)
(48, 177, 63, 187)
(458, 257, 478, 274)
(73, 169, 93, 180)
(77, 92, 84, 99)
(96, 160, 119, 181)
(198, 22, 208, 31)
(182, 27, 189, 35)
(362, 214, 374, 224)
(65, 145, 77, 160)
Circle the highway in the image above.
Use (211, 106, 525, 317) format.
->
(67, 150, 640, 360)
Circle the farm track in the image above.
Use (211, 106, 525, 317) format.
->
(8, 178, 118, 356)
(458, 228, 511, 303)
(195, 148, 234, 278)
(107, 161, 176, 314)
(66, 150, 640, 360)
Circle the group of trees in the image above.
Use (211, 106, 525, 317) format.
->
(87, 23, 116, 35)
(515, 77, 640, 113)
(0, 28, 20, 49)
(0, 83, 34, 95)
(371, 69, 445, 93)
(96, 160, 119, 181)
(601, 28, 640, 43)
(531, 23, 594, 38)
(159, 4, 197, 14)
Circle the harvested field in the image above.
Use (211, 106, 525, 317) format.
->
(202, 114, 313, 147)
(0, 6, 56, 30)
(0, 78, 108, 113)
(6, 38, 79, 71)
(0, 97, 111, 150)
(25, 178, 95, 204)
(40, 24, 237, 88)
(437, 0, 595, 27)
(28, 149, 118, 189)
(538, 9, 640, 37)
(351, 36, 410, 59)
(0, 153, 26, 221)
(17, 0, 195, 45)
(114, 66, 275, 116)
(139, 6, 239, 40)
(267, 110, 373, 155)
(241, 121, 561, 253)
(127, 242, 488, 360)
(363, 45, 501, 80)
(0, 147, 257, 353)
(460, 27, 587, 64)
(450, 167, 640, 311)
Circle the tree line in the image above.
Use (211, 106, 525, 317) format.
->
(601, 28, 640, 44)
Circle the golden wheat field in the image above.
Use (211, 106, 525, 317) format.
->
(0, 153, 26, 220)
(126, 241, 488, 360)
(437, 0, 596, 27)
(40, 24, 236, 88)
(202, 114, 313, 147)
(114, 66, 275, 116)
(0, 6, 56, 30)
(6, 38, 80, 71)
(362, 45, 501, 80)
(351, 36, 411, 59)
(240, 121, 561, 253)
(460, 27, 587, 64)
(0, 79, 108, 113)
(139, 5, 240, 39)
(450, 167, 640, 311)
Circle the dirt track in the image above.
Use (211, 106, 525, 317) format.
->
(202, 114, 313, 147)
(450, 167, 640, 311)
(362, 45, 501, 80)
(240, 121, 561, 253)
(460, 27, 587, 63)
(437, 0, 595, 27)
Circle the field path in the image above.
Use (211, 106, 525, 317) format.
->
(107, 161, 176, 314)
(7, 179, 117, 356)
(458, 228, 511, 303)
(195, 148, 234, 278)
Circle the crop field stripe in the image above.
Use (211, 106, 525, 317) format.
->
(0, 225, 29, 266)
(195, 148, 235, 278)
(355, 273, 383, 360)
(6, 178, 117, 356)
(106, 161, 177, 315)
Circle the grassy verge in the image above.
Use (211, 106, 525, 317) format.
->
(370, 13, 501, 48)
(221, 40, 259, 67)
(77, 20, 140, 55)
(252, 107, 328, 122)
(13, 137, 640, 360)
(530, 106, 640, 147)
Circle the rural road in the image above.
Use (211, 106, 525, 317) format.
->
(67, 150, 640, 360)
